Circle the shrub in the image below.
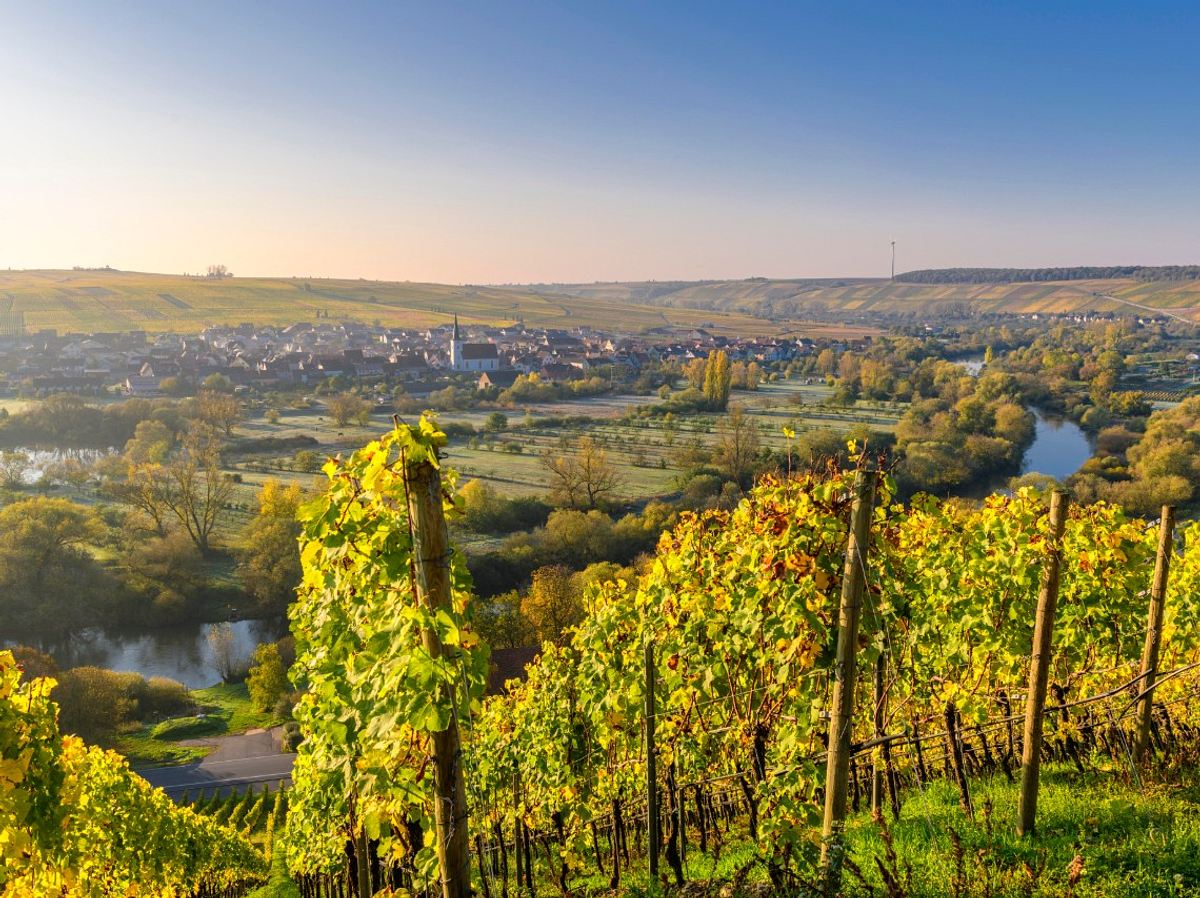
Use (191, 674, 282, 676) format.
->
(140, 676, 194, 719)
(247, 643, 289, 712)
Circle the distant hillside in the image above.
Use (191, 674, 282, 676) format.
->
(897, 266, 1200, 284)
(0, 269, 799, 337)
(522, 275, 1200, 323)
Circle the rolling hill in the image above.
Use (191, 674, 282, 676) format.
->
(0, 269, 827, 337)
(519, 275, 1200, 323)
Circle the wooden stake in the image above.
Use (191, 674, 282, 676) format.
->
(645, 639, 660, 881)
(945, 702, 973, 820)
(1017, 489, 1069, 838)
(871, 653, 885, 815)
(1135, 505, 1175, 762)
(406, 459, 472, 898)
(820, 467, 877, 896)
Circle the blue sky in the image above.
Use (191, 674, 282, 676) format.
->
(3, 1, 1199, 282)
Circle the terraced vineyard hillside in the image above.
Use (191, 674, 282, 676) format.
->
(0, 269, 823, 336)
(523, 275, 1200, 321)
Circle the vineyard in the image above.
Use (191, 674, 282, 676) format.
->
(9, 415, 1200, 896)
(0, 650, 266, 896)
(276, 418, 1200, 897)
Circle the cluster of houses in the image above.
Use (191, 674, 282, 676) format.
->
(0, 317, 856, 398)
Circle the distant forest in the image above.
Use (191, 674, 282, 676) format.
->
(896, 266, 1200, 284)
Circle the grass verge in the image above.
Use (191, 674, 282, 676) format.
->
(120, 682, 280, 767)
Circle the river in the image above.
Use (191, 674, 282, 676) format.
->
(13, 619, 288, 689)
(13, 359, 1093, 686)
(1019, 409, 1093, 480)
(954, 353, 1094, 486)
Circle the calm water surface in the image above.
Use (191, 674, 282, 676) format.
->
(16, 619, 288, 689)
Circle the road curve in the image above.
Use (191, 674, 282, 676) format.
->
(136, 726, 295, 797)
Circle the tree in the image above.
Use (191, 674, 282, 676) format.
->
(746, 362, 764, 391)
(247, 643, 290, 712)
(238, 481, 304, 614)
(483, 411, 509, 433)
(149, 425, 235, 554)
(125, 530, 207, 612)
(539, 436, 622, 509)
(0, 450, 28, 488)
(683, 357, 708, 389)
(520, 565, 583, 645)
(476, 590, 530, 649)
(326, 393, 373, 428)
(0, 497, 108, 635)
(703, 350, 732, 410)
(207, 623, 249, 682)
(715, 406, 763, 488)
(10, 645, 58, 681)
(202, 372, 234, 392)
(194, 390, 242, 436)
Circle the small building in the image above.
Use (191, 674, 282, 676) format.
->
(124, 374, 163, 397)
(477, 369, 521, 390)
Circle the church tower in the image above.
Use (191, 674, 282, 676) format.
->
(449, 314, 463, 370)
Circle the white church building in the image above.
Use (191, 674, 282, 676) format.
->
(449, 315, 500, 372)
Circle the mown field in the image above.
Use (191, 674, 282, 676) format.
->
(526, 276, 1200, 321)
(0, 269, 856, 337)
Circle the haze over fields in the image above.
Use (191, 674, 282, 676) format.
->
(5, 267, 1200, 337)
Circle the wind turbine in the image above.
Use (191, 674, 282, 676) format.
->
(890, 240, 896, 280)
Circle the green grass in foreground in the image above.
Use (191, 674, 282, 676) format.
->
(244, 838, 299, 898)
(495, 764, 1200, 896)
(120, 682, 280, 767)
(837, 766, 1200, 897)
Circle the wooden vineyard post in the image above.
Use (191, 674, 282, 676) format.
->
(1135, 505, 1175, 763)
(820, 467, 877, 896)
(1016, 489, 1069, 838)
(645, 639, 660, 882)
(406, 459, 472, 898)
(871, 653, 885, 815)
(944, 702, 973, 820)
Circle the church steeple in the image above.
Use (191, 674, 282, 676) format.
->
(450, 314, 463, 370)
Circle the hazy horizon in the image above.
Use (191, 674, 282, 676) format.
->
(6, 2, 1200, 283)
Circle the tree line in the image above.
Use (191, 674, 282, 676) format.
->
(897, 265, 1200, 284)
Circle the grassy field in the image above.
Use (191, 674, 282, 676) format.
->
(223, 380, 904, 510)
(0, 269, 849, 337)
(527, 277, 1200, 322)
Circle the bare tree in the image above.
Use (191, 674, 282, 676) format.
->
(116, 426, 233, 553)
(194, 390, 242, 436)
(715, 406, 763, 489)
(206, 623, 249, 682)
(161, 426, 235, 555)
(539, 436, 622, 510)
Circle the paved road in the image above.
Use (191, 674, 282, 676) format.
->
(137, 727, 295, 797)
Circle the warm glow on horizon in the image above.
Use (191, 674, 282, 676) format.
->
(4, 3, 1200, 283)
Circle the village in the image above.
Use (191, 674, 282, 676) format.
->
(0, 315, 860, 399)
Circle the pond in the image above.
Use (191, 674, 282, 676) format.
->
(14, 618, 289, 689)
